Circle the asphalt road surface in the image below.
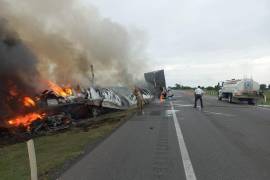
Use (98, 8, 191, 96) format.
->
(60, 90, 270, 180)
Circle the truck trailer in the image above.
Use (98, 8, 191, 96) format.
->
(144, 69, 166, 98)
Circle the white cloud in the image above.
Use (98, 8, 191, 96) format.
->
(152, 56, 270, 86)
(83, 0, 270, 87)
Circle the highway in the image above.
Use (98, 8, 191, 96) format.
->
(60, 90, 270, 180)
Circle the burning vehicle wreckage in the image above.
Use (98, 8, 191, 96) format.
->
(0, 17, 154, 143)
(0, 81, 154, 138)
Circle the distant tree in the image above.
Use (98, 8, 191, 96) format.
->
(171, 84, 194, 90)
(268, 84, 270, 89)
(175, 83, 181, 89)
(171, 83, 181, 90)
(206, 86, 215, 90)
(214, 83, 221, 90)
(182, 86, 192, 90)
(260, 84, 267, 91)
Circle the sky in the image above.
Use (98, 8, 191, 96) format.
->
(82, 0, 270, 87)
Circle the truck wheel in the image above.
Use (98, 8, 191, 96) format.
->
(228, 94, 233, 103)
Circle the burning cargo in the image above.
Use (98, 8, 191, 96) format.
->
(0, 77, 153, 137)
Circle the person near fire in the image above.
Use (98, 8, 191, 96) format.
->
(194, 86, 204, 108)
(160, 87, 167, 99)
(133, 86, 144, 111)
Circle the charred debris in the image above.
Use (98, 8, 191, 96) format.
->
(0, 85, 153, 139)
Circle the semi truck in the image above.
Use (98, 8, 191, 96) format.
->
(218, 79, 260, 104)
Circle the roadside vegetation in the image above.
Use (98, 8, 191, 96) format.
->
(0, 110, 134, 180)
(169, 83, 219, 96)
(261, 90, 270, 105)
(259, 85, 270, 105)
(205, 90, 218, 96)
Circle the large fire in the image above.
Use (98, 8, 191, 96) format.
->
(4, 81, 73, 129)
(3, 81, 72, 128)
(23, 96, 36, 107)
(8, 112, 45, 127)
(47, 81, 73, 97)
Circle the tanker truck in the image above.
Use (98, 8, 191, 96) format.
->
(218, 79, 260, 104)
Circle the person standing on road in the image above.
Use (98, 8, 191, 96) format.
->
(194, 86, 204, 108)
(133, 86, 144, 112)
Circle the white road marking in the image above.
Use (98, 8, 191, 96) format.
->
(174, 104, 194, 107)
(165, 109, 179, 117)
(257, 106, 270, 111)
(170, 101, 197, 180)
(203, 111, 235, 117)
(258, 105, 270, 108)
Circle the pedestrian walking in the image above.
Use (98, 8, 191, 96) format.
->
(194, 86, 204, 108)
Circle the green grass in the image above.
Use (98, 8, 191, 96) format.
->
(205, 90, 218, 96)
(261, 90, 270, 105)
(0, 110, 133, 180)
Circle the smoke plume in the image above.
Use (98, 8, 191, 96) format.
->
(0, 19, 41, 118)
(0, 0, 147, 87)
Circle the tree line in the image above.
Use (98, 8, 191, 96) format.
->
(169, 83, 220, 91)
(260, 84, 270, 91)
(170, 83, 270, 91)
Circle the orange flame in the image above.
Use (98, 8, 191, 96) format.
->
(64, 88, 72, 96)
(8, 112, 44, 127)
(160, 93, 165, 103)
(23, 97, 36, 107)
(47, 81, 72, 97)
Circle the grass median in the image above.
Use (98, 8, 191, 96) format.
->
(0, 110, 134, 180)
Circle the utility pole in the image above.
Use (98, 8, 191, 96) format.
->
(90, 64, 95, 86)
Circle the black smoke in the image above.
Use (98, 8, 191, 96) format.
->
(0, 19, 40, 119)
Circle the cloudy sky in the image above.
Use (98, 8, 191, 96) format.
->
(83, 0, 270, 87)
